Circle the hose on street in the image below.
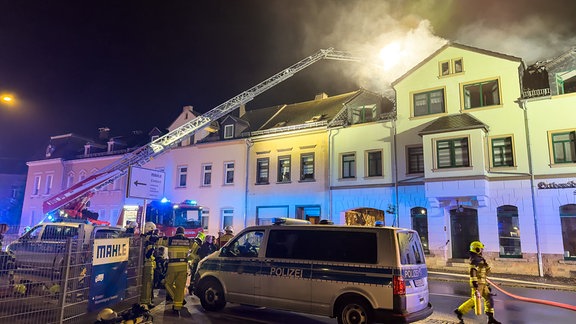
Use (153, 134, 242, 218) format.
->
(487, 278, 576, 311)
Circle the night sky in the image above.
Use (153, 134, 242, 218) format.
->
(1, 0, 576, 171)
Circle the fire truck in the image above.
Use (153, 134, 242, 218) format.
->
(41, 49, 360, 229)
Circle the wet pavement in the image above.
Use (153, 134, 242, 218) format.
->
(95, 271, 576, 323)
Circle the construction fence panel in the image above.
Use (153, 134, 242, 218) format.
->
(0, 235, 144, 324)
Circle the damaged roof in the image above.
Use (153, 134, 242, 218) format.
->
(418, 113, 489, 136)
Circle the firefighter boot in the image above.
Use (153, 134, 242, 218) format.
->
(454, 309, 464, 324)
(486, 312, 501, 324)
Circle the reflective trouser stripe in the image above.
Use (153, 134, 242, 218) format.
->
(140, 260, 155, 304)
(164, 262, 188, 310)
(457, 284, 495, 314)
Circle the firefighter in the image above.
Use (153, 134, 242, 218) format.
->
(454, 241, 501, 324)
(187, 231, 205, 295)
(139, 222, 159, 308)
(163, 226, 196, 313)
(218, 225, 234, 247)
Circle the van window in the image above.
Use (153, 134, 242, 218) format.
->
(42, 225, 78, 240)
(397, 230, 425, 265)
(266, 230, 377, 264)
(24, 226, 42, 240)
(227, 230, 264, 257)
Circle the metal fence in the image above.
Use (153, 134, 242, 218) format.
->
(0, 235, 144, 324)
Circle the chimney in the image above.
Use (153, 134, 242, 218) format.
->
(239, 104, 246, 117)
(314, 92, 328, 100)
(98, 127, 111, 140)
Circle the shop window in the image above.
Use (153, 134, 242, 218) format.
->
(411, 207, 429, 254)
(497, 205, 522, 258)
(560, 204, 576, 260)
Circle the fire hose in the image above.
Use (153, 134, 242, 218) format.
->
(487, 278, 576, 311)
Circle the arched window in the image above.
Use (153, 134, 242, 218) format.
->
(411, 207, 429, 254)
(560, 204, 576, 260)
(497, 205, 522, 258)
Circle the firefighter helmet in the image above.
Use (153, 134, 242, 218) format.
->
(176, 226, 185, 234)
(144, 222, 156, 233)
(470, 241, 485, 253)
(126, 221, 138, 229)
(97, 308, 117, 321)
(224, 225, 234, 234)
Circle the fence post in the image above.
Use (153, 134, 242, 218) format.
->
(58, 238, 73, 324)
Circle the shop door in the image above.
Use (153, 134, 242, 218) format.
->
(450, 208, 479, 259)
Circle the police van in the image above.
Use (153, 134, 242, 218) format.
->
(192, 218, 432, 323)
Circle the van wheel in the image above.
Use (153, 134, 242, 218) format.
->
(337, 297, 373, 324)
(198, 279, 226, 311)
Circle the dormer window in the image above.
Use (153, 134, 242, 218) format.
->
(224, 124, 234, 139)
(439, 58, 464, 77)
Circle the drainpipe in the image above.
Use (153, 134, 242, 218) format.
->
(392, 115, 399, 227)
(328, 128, 340, 222)
(518, 99, 544, 277)
(244, 139, 253, 228)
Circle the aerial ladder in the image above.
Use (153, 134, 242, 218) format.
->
(42, 48, 361, 220)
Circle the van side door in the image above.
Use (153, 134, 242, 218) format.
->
(258, 229, 312, 313)
(219, 229, 264, 306)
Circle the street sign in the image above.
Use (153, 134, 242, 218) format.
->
(126, 166, 165, 200)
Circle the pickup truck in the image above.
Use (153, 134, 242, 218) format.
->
(6, 218, 124, 270)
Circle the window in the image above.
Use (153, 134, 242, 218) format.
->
(560, 204, 576, 260)
(436, 138, 469, 168)
(265, 230, 377, 263)
(222, 209, 233, 228)
(256, 158, 269, 184)
(397, 231, 426, 265)
(224, 124, 234, 139)
(463, 79, 500, 109)
(224, 230, 265, 258)
(497, 205, 522, 258)
(411, 207, 429, 254)
(407, 146, 424, 174)
(201, 210, 209, 230)
(341, 153, 356, 179)
(44, 174, 53, 195)
(32, 176, 41, 195)
(42, 225, 78, 240)
(367, 150, 382, 177)
(202, 164, 212, 186)
(491, 136, 514, 167)
(439, 58, 464, 76)
(413, 89, 445, 117)
(277, 156, 291, 183)
(550, 131, 576, 164)
(555, 70, 576, 95)
(351, 104, 378, 124)
(300, 153, 315, 181)
(66, 173, 74, 189)
(177, 166, 187, 187)
(224, 162, 234, 184)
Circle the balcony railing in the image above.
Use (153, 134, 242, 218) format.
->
(522, 88, 550, 98)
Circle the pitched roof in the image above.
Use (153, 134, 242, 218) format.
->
(418, 113, 489, 136)
(244, 91, 361, 134)
(392, 42, 523, 86)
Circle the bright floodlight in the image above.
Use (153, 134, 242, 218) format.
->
(1, 95, 14, 103)
(378, 42, 402, 71)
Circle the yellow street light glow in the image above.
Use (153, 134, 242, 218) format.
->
(1, 95, 13, 103)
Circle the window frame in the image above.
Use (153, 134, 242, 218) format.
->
(32, 176, 41, 196)
(202, 163, 212, 186)
(549, 130, 576, 164)
(497, 205, 522, 258)
(177, 165, 188, 188)
(462, 78, 501, 110)
(435, 137, 470, 169)
(300, 153, 315, 181)
(224, 161, 234, 185)
(44, 174, 53, 195)
(256, 157, 270, 184)
(277, 155, 291, 183)
(490, 135, 515, 168)
(412, 88, 446, 117)
(222, 209, 234, 229)
(366, 150, 383, 177)
(341, 152, 356, 179)
(224, 124, 234, 139)
(407, 145, 424, 174)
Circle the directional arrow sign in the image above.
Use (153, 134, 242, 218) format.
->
(127, 166, 165, 200)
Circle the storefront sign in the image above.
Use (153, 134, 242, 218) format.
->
(89, 238, 130, 311)
(537, 180, 576, 189)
